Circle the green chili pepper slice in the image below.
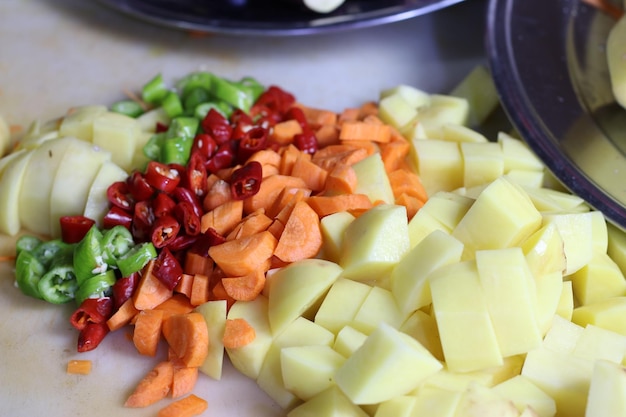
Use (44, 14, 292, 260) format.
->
(75, 270, 116, 306)
(37, 264, 79, 304)
(15, 250, 46, 299)
(194, 101, 233, 120)
(237, 76, 265, 103)
(117, 242, 157, 278)
(176, 71, 213, 98)
(15, 235, 43, 256)
(162, 91, 184, 118)
(73, 226, 106, 286)
(110, 100, 144, 118)
(142, 73, 169, 105)
(31, 239, 74, 269)
(144, 132, 166, 161)
(211, 76, 254, 113)
(161, 136, 193, 165)
(101, 225, 135, 268)
(166, 117, 199, 140)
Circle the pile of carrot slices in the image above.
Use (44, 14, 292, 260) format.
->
(94, 94, 428, 416)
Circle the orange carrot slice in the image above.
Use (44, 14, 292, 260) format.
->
(208, 231, 277, 277)
(274, 201, 322, 263)
(125, 361, 174, 408)
(133, 309, 165, 357)
(222, 318, 256, 349)
(66, 360, 92, 375)
(157, 394, 208, 417)
(222, 269, 266, 302)
(162, 312, 209, 368)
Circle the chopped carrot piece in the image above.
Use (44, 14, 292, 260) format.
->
(157, 394, 208, 417)
(223, 318, 256, 349)
(340, 139, 380, 155)
(279, 144, 301, 176)
(201, 199, 243, 235)
(307, 194, 373, 218)
(338, 107, 360, 124)
(323, 163, 358, 195)
(203, 179, 232, 212)
(314, 124, 340, 148)
(242, 174, 308, 214)
(269, 119, 303, 145)
(339, 121, 391, 143)
(175, 273, 195, 298)
(359, 101, 379, 118)
(107, 298, 140, 331)
(247, 149, 282, 177)
(133, 309, 165, 357)
(380, 137, 411, 173)
(294, 103, 338, 126)
(208, 231, 277, 277)
(266, 186, 310, 220)
(388, 168, 428, 203)
(226, 210, 273, 240)
(67, 359, 92, 375)
(154, 293, 196, 318)
(125, 361, 174, 408)
(274, 201, 322, 263)
(162, 313, 209, 368)
(312, 145, 369, 171)
(190, 274, 210, 306)
(291, 152, 328, 192)
(133, 260, 174, 311)
(222, 270, 266, 302)
(210, 279, 236, 309)
(396, 192, 425, 220)
(171, 365, 199, 399)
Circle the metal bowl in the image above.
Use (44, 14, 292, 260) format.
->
(486, 0, 626, 228)
(96, 0, 466, 36)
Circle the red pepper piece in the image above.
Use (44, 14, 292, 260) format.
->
(284, 106, 309, 130)
(186, 151, 208, 198)
(192, 133, 217, 160)
(254, 85, 296, 115)
(111, 272, 139, 310)
(230, 161, 263, 200)
(151, 214, 181, 249)
(156, 122, 169, 133)
(77, 321, 110, 352)
(237, 126, 268, 163)
(59, 215, 96, 244)
(205, 141, 237, 174)
(167, 234, 199, 253)
(190, 228, 226, 256)
(132, 200, 155, 242)
(201, 108, 232, 145)
(152, 192, 176, 218)
(107, 181, 134, 211)
(173, 201, 201, 236)
(230, 109, 254, 140)
(171, 186, 203, 219)
(127, 171, 155, 202)
(152, 247, 183, 291)
(103, 206, 133, 230)
(70, 297, 114, 331)
(294, 130, 319, 154)
(144, 161, 181, 193)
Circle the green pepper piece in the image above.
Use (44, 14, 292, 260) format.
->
(15, 235, 43, 256)
(211, 76, 254, 113)
(15, 250, 46, 299)
(162, 91, 184, 118)
(194, 101, 233, 120)
(32, 239, 74, 269)
(101, 225, 135, 268)
(73, 226, 106, 287)
(237, 76, 265, 103)
(117, 242, 157, 278)
(183, 87, 211, 115)
(37, 264, 78, 304)
(161, 136, 193, 165)
(143, 132, 166, 161)
(142, 73, 169, 105)
(110, 100, 145, 118)
(75, 270, 116, 305)
(176, 71, 213, 99)
(166, 117, 199, 140)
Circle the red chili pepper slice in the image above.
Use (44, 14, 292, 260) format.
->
(103, 206, 133, 230)
(205, 141, 237, 174)
(192, 133, 217, 160)
(132, 200, 155, 242)
(70, 297, 113, 331)
(144, 161, 181, 193)
(238, 126, 268, 163)
(230, 109, 254, 140)
(173, 201, 201, 236)
(195, 228, 226, 253)
(59, 215, 96, 244)
(171, 186, 203, 219)
(167, 234, 199, 253)
(111, 271, 139, 310)
(107, 181, 134, 211)
(230, 161, 263, 200)
(77, 321, 110, 352)
(156, 122, 169, 133)
(284, 106, 309, 130)
(186, 151, 208, 198)
(152, 247, 183, 291)
(127, 171, 155, 202)
(152, 192, 176, 218)
(201, 108, 232, 145)
(150, 214, 181, 249)
(294, 130, 319, 154)
(254, 85, 296, 114)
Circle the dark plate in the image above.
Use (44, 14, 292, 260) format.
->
(486, 0, 626, 229)
(96, 0, 466, 35)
